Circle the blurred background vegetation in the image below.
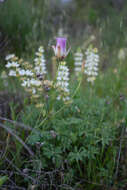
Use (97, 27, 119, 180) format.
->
(0, 0, 127, 65)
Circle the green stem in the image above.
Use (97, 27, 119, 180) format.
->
(71, 76, 82, 99)
(77, 160, 83, 176)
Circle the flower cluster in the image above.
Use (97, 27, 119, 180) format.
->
(34, 46, 47, 77)
(4, 47, 60, 102)
(5, 53, 42, 96)
(5, 54, 19, 77)
(74, 49, 83, 75)
(56, 62, 70, 102)
(5, 38, 72, 104)
(84, 46, 99, 83)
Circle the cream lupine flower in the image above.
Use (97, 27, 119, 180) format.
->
(84, 46, 99, 83)
(6, 61, 19, 68)
(21, 79, 31, 87)
(30, 79, 41, 86)
(25, 70, 34, 76)
(5, 54, 19, 77)
(74, 49, 83, 75)
(21, 79, 41, 88)
(8, 70, 17, 76)
(5, 47, 46, 96)
(5, 54, 15, 61)
(34, 46, 47, 76)
(17, 69, 34, 76)
(19, 72, 41, 94)
(17, 69, 26, 76)
(56, 62, 70, 102)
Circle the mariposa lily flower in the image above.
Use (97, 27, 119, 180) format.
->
(52, 37, 70, 59)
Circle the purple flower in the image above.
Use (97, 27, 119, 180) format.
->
(52, 37, 70, 59)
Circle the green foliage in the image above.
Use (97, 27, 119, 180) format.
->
(1, 44, 127, 189)
(0, 0, 33, 53)
(1, 56, 127, 189)
(15, 61, 127, 189)
(0, 176, 8, 187)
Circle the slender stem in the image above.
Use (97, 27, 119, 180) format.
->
(76, 160, 83, 176)
(1, 133, 10, 160)
(71, 76, 82, 99)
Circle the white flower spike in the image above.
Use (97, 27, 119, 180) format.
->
(84, 46, 99, 83)
(74, 49, 83, 75)
(56, 62, 70, 102)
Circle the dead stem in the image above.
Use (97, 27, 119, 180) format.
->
(0, 123, 34, 157)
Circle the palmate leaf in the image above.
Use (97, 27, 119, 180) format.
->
(27, 131, 42, 145)
(0, 176, 8, 187)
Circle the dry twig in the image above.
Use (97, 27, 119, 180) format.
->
(0, 122, 34, 156)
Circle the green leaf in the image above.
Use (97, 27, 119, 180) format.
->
(0, 176, 8, 187)
(27, 132, 41, 145)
